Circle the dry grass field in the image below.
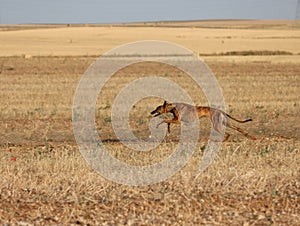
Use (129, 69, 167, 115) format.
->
(0, 21, 299, 225)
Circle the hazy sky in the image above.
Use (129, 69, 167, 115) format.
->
(0, 0, 299, 24)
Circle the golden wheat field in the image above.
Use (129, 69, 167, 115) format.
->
(0, 21, 300, 225)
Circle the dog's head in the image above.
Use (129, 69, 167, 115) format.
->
(150, 101, 174, 117)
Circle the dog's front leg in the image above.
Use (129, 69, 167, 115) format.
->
(156, 121, 171, 133)
(156, 118, 180, 133)
(156, 121, 165, 129)
(156, 121, 172, 133)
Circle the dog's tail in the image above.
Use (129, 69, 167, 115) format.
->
(226, 113, 252, 123)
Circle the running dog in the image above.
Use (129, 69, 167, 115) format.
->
(150, 101, 256, 141)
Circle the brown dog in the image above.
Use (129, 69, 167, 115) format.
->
(151, 101, 256, 141)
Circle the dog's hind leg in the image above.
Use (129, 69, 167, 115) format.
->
(227, 124, 256, 140)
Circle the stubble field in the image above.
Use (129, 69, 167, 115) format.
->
(0, 21, 299, 225)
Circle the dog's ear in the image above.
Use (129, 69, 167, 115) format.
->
(163, 100, 169, 106)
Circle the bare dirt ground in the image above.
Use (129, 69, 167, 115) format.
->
(0, 21, 299, 225)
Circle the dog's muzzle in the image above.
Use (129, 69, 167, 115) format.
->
(151, 110, 161, 117)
